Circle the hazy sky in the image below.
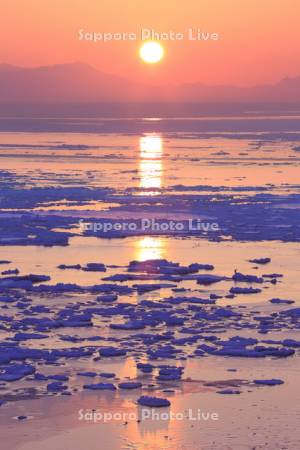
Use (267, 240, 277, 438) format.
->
(1, 0, 300, 86)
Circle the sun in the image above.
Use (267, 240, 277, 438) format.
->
(139, 41, 164, 64)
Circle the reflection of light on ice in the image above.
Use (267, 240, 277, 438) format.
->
(137, 135, 166, 260)
(135, 236, 165, 261)
(139, 160, 162, 189)
(139, 134, 163, 191)
(140, 134, 162, 156)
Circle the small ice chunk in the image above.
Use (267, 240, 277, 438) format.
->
(99, 347, 127, 357)
(118, 382, 142, 389)
(83, 383, 116, 390)
(254, 379, 284, 386)
(249, 258, 271, 264)
(137, 395, 170, 407)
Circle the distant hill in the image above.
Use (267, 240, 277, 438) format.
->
(0, 62, 299, 103)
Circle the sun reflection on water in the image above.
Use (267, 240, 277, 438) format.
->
(136, 135, 166, 263)
(139, 134, 163, 191)
(134, 236, 165, 261)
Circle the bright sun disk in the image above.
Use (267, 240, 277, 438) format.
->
(139, 41, 164, 64)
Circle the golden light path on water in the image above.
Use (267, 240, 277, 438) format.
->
(136, 134, 166, 261)
(134, 236, 165, 261)
(139, 134, 163, 190)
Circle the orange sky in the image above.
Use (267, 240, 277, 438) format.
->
(1, 0, 300, 86)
